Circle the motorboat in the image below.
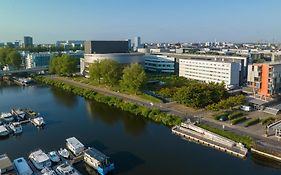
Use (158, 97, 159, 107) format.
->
(58, 148, 69, 159)
(28, 149, 52, 170)
(11, 109, 26, 121)
(0, 125, 9, 137)
(0, 112, 14, 123)
(55, 163, 80, 175)
(48, 151, 60, 163)
(30, 117, 45, 127)
(66, 137, 85, 156)
(13, 157, 33, 175)
(41, 167, 57, 175)
(84, 147, 114, 175)
(9, 122, 23, 134)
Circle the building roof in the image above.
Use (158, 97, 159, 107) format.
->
(0, 154, 12, 170)
(66, 137, 84, 149)
(29, 149, 49, 163)
(84, 147, 109, 162)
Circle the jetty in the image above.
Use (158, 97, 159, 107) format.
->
(172, 122, 248, 158)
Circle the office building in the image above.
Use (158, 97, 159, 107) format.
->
(134, 36, 141, 51)
(23, 36, 33, 48)
(25, 52, 52, 68)
(179, 59, 240, 87)
(247, 62, 281, 97)
(144, 55, 175, 73)
(84, 40, 129, 54)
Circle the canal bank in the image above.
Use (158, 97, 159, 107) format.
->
(1, 80, 281, 174)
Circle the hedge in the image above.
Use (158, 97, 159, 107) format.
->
(228, 111, 244, 120)
(231, 116, 247, 125)
(244, 118, 260, 127)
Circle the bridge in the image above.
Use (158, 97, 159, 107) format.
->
(0, 67, 48, 76)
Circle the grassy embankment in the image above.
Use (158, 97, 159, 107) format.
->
(35, 76, 182, 126)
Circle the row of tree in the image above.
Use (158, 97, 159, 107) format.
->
(0, 48, 22, 69)
(49, 55, 78, 75)
(89, 60, 146, 93)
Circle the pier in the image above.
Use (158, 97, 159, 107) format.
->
(172, 122, 248, 158)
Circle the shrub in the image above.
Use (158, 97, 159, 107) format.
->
(231, 116, 247, 125)
(261, 117, 275, 125)
(244, 118, 260, 127)
(228, 111, 243, 120)
(213, 112, 229, 120)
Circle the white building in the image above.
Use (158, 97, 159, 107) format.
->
(179, 59, 240, 87)
(25, 52, 53, 69)
(145, 55, 175, 73)
(133, 36, 141, 51)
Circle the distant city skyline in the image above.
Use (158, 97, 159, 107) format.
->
(1, 0, 281, 43)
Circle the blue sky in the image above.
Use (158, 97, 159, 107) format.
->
(0, 0, 281, 43)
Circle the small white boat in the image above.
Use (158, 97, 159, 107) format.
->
(0, 112, 14, 123)
(48, 151, 60, 163)
(58, 148, 69, 159)
(28, 149, 52, 170)
(41, 167, 57, 175)
(30, 117, 45, 127)
(0, 125, 9, 137)
(55, 163, 80, 175)
(9, 122, 23, 134)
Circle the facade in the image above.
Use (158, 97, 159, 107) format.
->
(84, 40, 129, 54)
(23, 36, 33, 48)
(144, 55, 175, 73)
(25, 52, 52, 68)
(134, 36, 141, 51)
(80, 53, 145, 77)
(247, 62, 281, 97)
(179, 59, 240, 87)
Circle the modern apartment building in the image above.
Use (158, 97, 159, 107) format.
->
(144, 55, 175, 73)
(179, 59, 240, 87)
(25, 52, 52, 68)
(23, 36, 33, 48)
(247, 63, 281, 97)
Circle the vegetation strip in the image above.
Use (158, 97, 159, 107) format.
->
(197, 124, 253, 149)
(35, 76, 182, 126)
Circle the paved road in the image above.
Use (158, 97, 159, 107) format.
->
(50, 76, 281, 150)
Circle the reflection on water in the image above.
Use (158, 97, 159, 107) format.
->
(252, 152, 281, 170)
(50, 87, 78, 108)
(85, 100, 146, 136)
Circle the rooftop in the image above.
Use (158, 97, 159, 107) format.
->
(66, 137, 84, 148)
(0, 154, 12, 170)
(84, 147, 109, 162)
(29, 149, 49, 163)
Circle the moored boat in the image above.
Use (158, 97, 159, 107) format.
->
(13, 157, 33, 175)
(58, 148, 69, 159)
(0, 125, 10, 137)
(9, 122, 23, 134)
(84, 147, 114, 175)
(66, 137, 85, 156)
(28, 149, 52, 170)
(0, 112, 14, 123)
(41, 167, 57, 175)
(11, 109, 27, 121)
(48, 151, 60, 163)
(55, 163, 81, 175)
(30, 117, 45, 127)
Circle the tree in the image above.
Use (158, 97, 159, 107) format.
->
(89, 61, 102, 84)
(120, 63, 146, 93)
(7, 51, 22, 68)
(100, 59, 121, 86)
(49, 54, 78, 75)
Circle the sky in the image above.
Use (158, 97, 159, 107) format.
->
(0, 0, 281, 44)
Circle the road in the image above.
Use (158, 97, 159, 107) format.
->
(50, 76, 281, 151)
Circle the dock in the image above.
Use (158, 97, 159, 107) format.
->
(172, 122, 248, 158)
(251, 140, 281, 162)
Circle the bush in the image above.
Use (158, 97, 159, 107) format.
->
(35, 76, 182, 126)
(228, 111, 243, 120)
(231, 116, 247, 125)
(207, 95, 246, 111)
(213, 112, 229, 120)
(244, 118, 260, 127)
(261, 117, 275, 125)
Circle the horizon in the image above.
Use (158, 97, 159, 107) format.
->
(1, 0, 281, 44)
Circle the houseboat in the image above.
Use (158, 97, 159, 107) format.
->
(41, 167, 57, 175)
(9, 122, 23, 134)
(84, 147, 114, 175)
(28, 149, 52, 170)
(0, 112, 14, 123)
(30, 117, 45, 127)
(0, 125, 9, 137)
(48, 151, 60, 163)
(66, 137, 85, 156)
(0, 154, 13, 174)
(55, 163, 81, 175)
(13, 157, 33, 175)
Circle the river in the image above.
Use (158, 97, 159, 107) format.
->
(0, 82, 280, 175)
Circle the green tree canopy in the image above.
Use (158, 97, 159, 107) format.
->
(0, 48, 22, 69)
(120, 63, 146, 93)
(89, 61, 102, 84)
(49, 54, 78, 75)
